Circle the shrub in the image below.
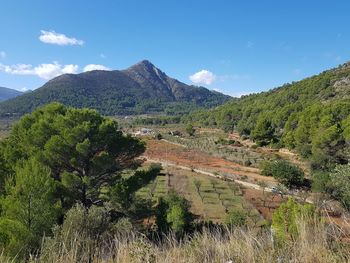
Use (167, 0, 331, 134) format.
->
(155, 133, 163, 140)
(39, 203, 111, 262)
(251, 144, 258, 149)
(272, 198, 318, 245)
(225, 209, 247, 227)
(260, 160, 305, 188)
(259, 160, 274, 176)
(311, 171, 330, 193)
(156, 191, 193, 235)
(185, 124, 196, 136)
(244, 159, 252, 167)
(111, 217, 134, 235)
(327, 164, 350, 211)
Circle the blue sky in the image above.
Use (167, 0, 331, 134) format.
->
(0, 0, 350, 96)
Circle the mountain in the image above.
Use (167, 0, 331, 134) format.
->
(187, 62, 350, 170)
(0, 60, 230, 116)
(0, 87, 22, 102)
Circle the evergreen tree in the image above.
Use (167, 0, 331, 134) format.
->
(1, 103, 145, 208)
(0, 159, 60, 257)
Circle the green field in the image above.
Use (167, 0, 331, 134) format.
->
(136, 165, 263, 225)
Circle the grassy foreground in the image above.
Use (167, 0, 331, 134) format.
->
(4, 217, 348, 263)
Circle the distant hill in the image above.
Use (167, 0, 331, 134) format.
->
(0, 87, 22, 102)
(0, 60, 230, 116)
(188, 62, 350, 169)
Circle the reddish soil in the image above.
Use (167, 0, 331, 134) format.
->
(241, 188, 286, 220)
(144, 137, 350, 240)
(144, 139, 276, 186)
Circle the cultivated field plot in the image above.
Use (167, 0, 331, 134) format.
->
(136, 174, 169, 201)
(163, 132, 267, 168)
(144, 139, 276, 186)
(136, 165, 263, 225)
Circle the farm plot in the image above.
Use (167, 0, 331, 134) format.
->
(136, 174, 169, 202)
(144, 139, 276, 186)
(162, 132, 268, 168)
(137, 165, 263, 225)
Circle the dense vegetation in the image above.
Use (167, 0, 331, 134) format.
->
(185, 62, 350, 171)
(0, 103, 348, 261)
(0, 103, 136, 256)
(0, 60, 230, 116)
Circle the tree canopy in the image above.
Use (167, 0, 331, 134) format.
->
(0, 103, 148, 257)
(185, 62, 350, 171)
(1, 102, 145, 208)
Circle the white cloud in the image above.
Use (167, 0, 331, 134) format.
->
(0, 51, 6, 59)
(83, 64, 110, 72)
(100, 53, 106, 58)
(0, 61, 113, 79)
(20, 87, 29, 92)
(39, 30, 84, 46)
(0, 62, 79, 80)
(189, 70, 216, 85)
(35, 63, 79, 79)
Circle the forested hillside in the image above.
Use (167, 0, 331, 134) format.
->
(186, 62, 350, 170)
(0, 60, 230, 116)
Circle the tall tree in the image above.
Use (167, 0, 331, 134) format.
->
(1, 103, 145, 207)
(251, 115, 275, 145)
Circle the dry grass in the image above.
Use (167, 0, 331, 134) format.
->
(23, 218, 350, 263)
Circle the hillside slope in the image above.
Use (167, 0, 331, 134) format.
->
(0, 60, 230, 116)
(0, 86, 22, 102)
(188, 62, 350, 169)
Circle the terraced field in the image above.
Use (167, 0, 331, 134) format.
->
(144, 139, 276, 186)
(136, 165, 263, 225)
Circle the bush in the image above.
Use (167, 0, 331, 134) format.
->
(260, 160, 305, 188)
(311, 171, 330, 193)
(272, 198, 318, 245)
(244, 159, 252, 167)
(328, 164, 350, 211)
(111, 217, 134, 235)
(225, 210, 247, 227)
(58, 203, 111, 240)
(259, 160, 274, 176)
(155, 133, 163, 140)
(39, 203, 111, 261)
(185, 124, 196, 136)
(156, 191, 193, 235)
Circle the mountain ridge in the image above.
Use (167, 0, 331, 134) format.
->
(0, 60, 230, 115)
(0, 86, 23, 102)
